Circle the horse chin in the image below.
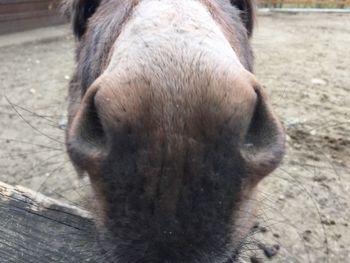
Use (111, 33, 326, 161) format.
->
(93, 223, 249, 263)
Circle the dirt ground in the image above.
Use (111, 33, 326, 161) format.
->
(0, 13, 349, 263)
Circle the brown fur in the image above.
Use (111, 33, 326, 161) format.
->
(64, 1, 285, 262)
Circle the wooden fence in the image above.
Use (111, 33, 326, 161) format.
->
(0, 0, 66, 35)
(258, 0, 350, 7)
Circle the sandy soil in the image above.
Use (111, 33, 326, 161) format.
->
(0, 13, 349, 263)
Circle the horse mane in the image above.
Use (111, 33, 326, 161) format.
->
(230, 0, 256, 37)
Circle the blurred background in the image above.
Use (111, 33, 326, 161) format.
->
(0, 0, 349, 262)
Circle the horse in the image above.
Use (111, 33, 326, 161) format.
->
(63, 0, 285, 262)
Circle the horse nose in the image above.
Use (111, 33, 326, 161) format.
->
(67, 70, 284, 183)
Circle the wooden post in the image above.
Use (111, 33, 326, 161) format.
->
(0, 181, 100, 262)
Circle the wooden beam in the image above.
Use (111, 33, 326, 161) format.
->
(0, 181, 99, 263)
(0, 0, 66, 34)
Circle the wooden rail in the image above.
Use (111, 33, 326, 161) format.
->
(0, 0, 66, 34)
(258, 0, 350, 7)
(0, 181, 98, 262)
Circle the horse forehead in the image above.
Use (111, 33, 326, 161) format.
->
(105, 0, 244, 75)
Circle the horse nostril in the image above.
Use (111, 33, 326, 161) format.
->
(67, 85, 108, 172)
(79, 93, 106, 147)
(241, 85, 286, 180)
